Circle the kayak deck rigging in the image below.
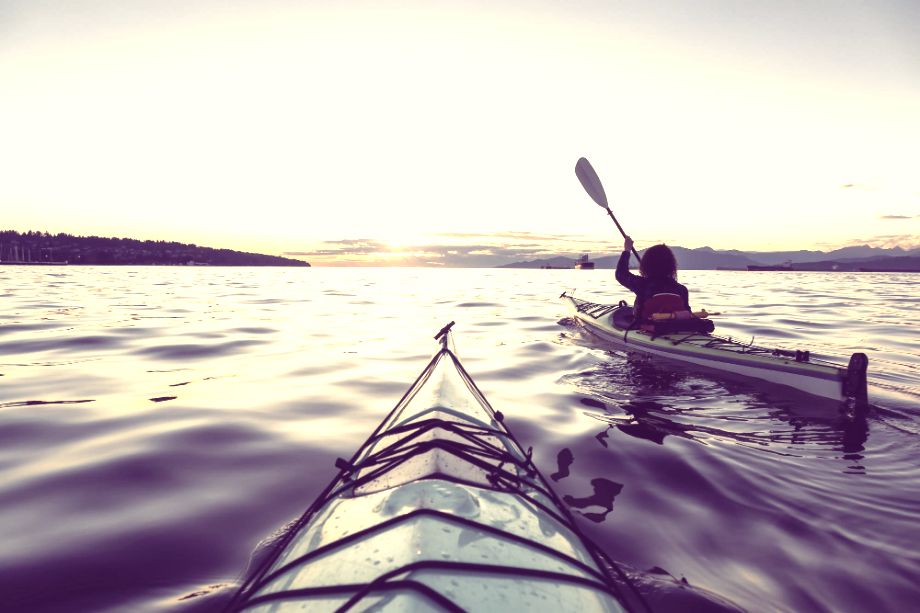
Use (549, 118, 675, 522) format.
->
(570, 296, 834, 364)
(226, 325, 641, 612)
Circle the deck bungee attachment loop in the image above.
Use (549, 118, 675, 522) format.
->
(434, 320, 455, 342)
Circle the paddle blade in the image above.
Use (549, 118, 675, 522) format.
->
(575, 157, 608, 208)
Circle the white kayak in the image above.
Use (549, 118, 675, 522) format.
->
(224, 322, 642, 612)
(562, 293, 869, 410)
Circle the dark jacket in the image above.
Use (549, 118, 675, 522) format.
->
(615, 250, 691, 318)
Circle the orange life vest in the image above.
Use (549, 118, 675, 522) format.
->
(640, 293, 687, 321)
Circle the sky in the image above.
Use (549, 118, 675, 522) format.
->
(1, 0, 918, 266)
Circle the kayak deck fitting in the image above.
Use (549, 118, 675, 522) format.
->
(562, 293, 869, 410)
(226, 322, 642, 612)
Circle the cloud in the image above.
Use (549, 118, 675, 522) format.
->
(879, 214, 913, 220)
(285, 239, 388, 257)
(285, 229, 920, 266)
(282, 233, 610, 267)
(438, 231, 582, 242)
(318, 238, 382, 246)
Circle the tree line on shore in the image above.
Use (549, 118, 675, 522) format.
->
(0, 230, 310, 266)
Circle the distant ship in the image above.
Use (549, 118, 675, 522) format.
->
(748, 260, 793, 271)
(575, 254, 595, 270)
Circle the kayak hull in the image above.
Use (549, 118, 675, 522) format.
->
(228, 331, 630, 612)
(562, 293, 868, 407)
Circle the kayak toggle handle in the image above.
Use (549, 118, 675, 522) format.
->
(434, 321, 456, 341)
(334, 457, 355, 474)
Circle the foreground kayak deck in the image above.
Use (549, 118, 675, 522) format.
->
(226, 323, 638, 612)
(562, 294, 868, 409)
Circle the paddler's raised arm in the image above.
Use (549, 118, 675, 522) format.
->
(615, 236, 641, 292)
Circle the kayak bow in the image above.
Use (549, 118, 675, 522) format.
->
(226, 322, 638, 612)
(562, 293, 869, 410)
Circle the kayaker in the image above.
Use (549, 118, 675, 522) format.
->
(616, 236, 691, 323)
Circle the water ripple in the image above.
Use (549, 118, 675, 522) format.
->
(0, 267, 916, 613)
(133, 339, 266, 360)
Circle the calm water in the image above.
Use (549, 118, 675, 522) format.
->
(1, 266, 918, 612)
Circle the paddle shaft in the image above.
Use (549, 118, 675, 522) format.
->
(605, 207, 641, 264)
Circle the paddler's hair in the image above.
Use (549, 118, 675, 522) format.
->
(640, 244, 678, 280)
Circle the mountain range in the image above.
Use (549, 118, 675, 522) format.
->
(501, 245, 920, 271)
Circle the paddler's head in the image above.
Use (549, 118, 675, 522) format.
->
(640, 244, 678, 280)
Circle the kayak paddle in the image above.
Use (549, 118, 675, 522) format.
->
(575, 157, 642, 264)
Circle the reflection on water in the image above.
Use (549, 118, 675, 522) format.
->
(554, 323, 919, 612)
(562, 477, 623, 523)
(549, 447, 574, 481)
(561, 352, 872, 465)
(0, 266, 918, 612)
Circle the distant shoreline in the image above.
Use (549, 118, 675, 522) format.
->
(0, 262, 310, 267)
(502, 247, 920, 272)
(0, 230, 310, 267)
(2, 261, 916, 271)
